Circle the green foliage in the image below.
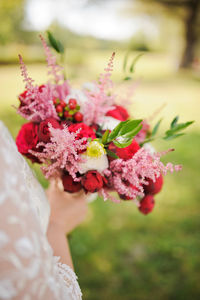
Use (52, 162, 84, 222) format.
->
(47, 31, 64, 54)
(164, 120, 194, 140)
(123, 52, 144, 81)
(104, 119, 142, 148)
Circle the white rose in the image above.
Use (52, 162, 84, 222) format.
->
(79, 154, 108, 174)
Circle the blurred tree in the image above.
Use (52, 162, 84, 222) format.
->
(88, 0, 200, 68)
(0, 0, 25, 44)
(139, 0, 200, 68)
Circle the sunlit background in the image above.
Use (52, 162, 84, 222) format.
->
(0, 0, 200, 299)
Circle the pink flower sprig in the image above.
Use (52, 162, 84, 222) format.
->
(30, 125, 88, 179)
(83, 53, 116, 125)
(40, 34, 64, 84)
(19, 54, 34, 90)
(17, 83, 58, 123)
(103, 148, 182, 201)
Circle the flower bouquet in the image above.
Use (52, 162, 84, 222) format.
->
(15, 34, 193, 215)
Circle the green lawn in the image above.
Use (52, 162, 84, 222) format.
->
(0, 52, 199, 300)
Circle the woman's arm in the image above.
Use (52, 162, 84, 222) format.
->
(46, 181, 88, 269)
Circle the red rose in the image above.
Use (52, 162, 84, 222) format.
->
(143, 175, 163, 195)
(81, 170, 103, 193)
(139, 194, 155, 215)
(38, 118, 61, 143)
(108, 139, 140, 161)
(106, 105, 129, 121)
(16, 122, 40, 163)
(68, 123, 96, 141)
(62, 173, 82, 193)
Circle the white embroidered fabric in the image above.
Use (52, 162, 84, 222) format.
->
(0, 121, 82, 300)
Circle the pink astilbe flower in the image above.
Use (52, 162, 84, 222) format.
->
(103, 148, 182, 201)
(83, 53, 116, 125)
(40, 34, 64, 84)
(19, 54, 35, 90)
(17, 80, 58, 123)
(30, 125, 88, 179)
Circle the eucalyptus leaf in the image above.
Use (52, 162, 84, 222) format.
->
(163, 133, 185, 141)
(113, 139, 133, 148)
(106, 149, 119, 159)
(119, 119, 142, 136)
(121, 124, 143, 139)
(107, 120, 129, 142)
(129, 53, 143, 73)
(152, 118, 162, 137)
(170, 116, 179, 129)
(47, 31, 64, 53)
(123, 51, 129, 72)
(165, 121, 194, 136)
(123, 76, 132, 81)
(102, 130, 110, 144)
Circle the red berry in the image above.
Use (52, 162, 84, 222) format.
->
(56, 104, 63, 113)
(39, 84, 45, 92)
(64, 110, 70, 119)
(60, 100, 66, 108)
(74, 112, 83, 122)
(143, 175, 163, 195)
(68, 98, 77, 110)
(139, 195, 155, 215)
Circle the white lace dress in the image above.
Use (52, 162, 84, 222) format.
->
(0, 121, 82, 300)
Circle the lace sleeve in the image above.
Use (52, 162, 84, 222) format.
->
(0, 121, 82, 300)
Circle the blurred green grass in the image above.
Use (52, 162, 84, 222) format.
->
(0, 52, 199, 300)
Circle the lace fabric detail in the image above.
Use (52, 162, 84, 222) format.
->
(0, 121, 82, 300)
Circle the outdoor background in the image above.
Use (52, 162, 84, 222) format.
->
(0, 0, 200, 299)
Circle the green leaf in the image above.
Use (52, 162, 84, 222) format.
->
(123, 51, 129, 72)
(170, 116, 179, 129)
(106, 149, 119, 159)
(129, 53, 144, 73)
(102, 130, 110, 144)
(119, 119, 142, 136)
(152, 118, 162, 137)
(47, 31, 64, 53)
(163, 133, 185, 141)
(165, 121, 194, 136)
(113, 139, 133, 148)
(121, 124, 143, 139)
(123, 76, 132, 81)
(107, 120, 129, 142)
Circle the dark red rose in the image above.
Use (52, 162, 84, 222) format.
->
(38, 118, 61, 143)
(16, 122, 40, 163)
(68, 123, 96, 141)
(81, 170, 103, 193)
(62, 173, 82, 193)
(143, 175, 163, 195)
(106, 105, 129, 121)
(108, 139, 140, 161)
(139, 194, 155, 215)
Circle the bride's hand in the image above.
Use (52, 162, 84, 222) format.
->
(46, 180, 88, 235)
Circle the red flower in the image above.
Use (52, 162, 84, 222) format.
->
(38, 118, 61, 143)
(139, 194, 155, 215)
(143, 175, 163, 195)
(68, 123, 96, 141)
(62, 173, 82, 193)
(16, 122, 40, 163)
(81, 170, 103, 193)
(106, 105, 129, 121)
(108, 139, 140, 161)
